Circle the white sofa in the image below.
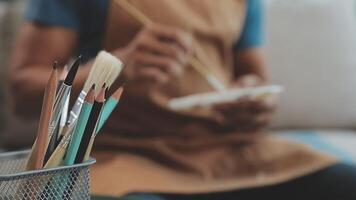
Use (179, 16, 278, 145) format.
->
(265, 0, 356, 164)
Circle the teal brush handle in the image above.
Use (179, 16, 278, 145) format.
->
(53, 102, 92, 199)
(96, 98, 118, 133)
(64, 102, 93, 165)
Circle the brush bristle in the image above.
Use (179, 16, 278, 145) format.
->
(83, 51, 123, 94)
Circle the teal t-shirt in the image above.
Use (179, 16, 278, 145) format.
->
(26, 0, 264, 60)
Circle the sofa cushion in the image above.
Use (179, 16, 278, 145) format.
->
(265, 0, 356, 128)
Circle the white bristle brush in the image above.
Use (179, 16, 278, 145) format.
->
(67, 51, 123, 125)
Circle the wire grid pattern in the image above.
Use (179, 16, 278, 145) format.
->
(0, 151, 94, 200)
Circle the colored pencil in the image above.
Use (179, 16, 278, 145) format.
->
(74, 85, 105, 164)
(97, 86, 124, 133)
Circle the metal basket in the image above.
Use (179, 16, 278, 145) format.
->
(0, 150, 96, 200)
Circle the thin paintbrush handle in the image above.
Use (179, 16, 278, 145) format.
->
(67, 90, 87, 125)
(44, 146, 66, 168)
(45, 126, 74, 168)
(64, 102, 93, 165)
(83, 135, 95, 162)
(83, 98, 117, 161)
(45, 86, 71, 163)
(74, 101, 103, 164)
(114, 0, 226, 91)
(189, 57, 226, 91)
(60, 95, 69, 131)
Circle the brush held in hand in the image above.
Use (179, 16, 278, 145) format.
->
(114, 0, 225, 91)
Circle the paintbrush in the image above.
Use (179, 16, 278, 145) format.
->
(81, 86, 124, 162)
(64, 84, 95, 166)
(26, 62, 58, 170)
(56, 64, 68, 93)
(114, 0, 226, 91)
(44, 125, 75, 168)
(67, 51, 123, 126)
(44, 56, 81, 163)
(58, 65, 70, 134)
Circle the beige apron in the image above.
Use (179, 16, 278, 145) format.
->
(91, 0, 337, 196)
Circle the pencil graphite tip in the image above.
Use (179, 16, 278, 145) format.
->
(53, 61, 59, 69)
(64, 56, 82, 85)
(102, 83, 106, 89)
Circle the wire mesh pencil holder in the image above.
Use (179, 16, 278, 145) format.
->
(0, 150, 96, 200)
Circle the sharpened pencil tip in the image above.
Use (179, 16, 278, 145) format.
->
(112, 87, 124, 100)
(53, 61, 59, 69)
(91, 84, 95, 90)
(102, 83, 106, 88)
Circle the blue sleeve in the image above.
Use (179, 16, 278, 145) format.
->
(25, 0, 79, 31)
(234, 0, 264, 50)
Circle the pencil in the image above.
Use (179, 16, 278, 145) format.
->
(63, 85, 95, 166)
(26, 62, 58, 170)
(114, 0, 226, 91)
(75, 85, 105, 164)
(79, 87, 123, 161)
(96, 86, 124, 133)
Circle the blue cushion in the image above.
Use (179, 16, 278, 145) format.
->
(277, 130, 356, 164)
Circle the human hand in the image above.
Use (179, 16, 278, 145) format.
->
(114, 23, 193, 85)
(214, 75, 278, 132)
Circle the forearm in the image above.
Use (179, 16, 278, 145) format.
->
(233, 48, 268, 83)
(10, 63, 91, 117)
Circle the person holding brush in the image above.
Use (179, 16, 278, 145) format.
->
(10, 0, 356, 199)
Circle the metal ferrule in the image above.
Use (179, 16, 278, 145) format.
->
(67, 90, 87, 125)
(48, 85, 71, 137)
(60, 132, 73, 148)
